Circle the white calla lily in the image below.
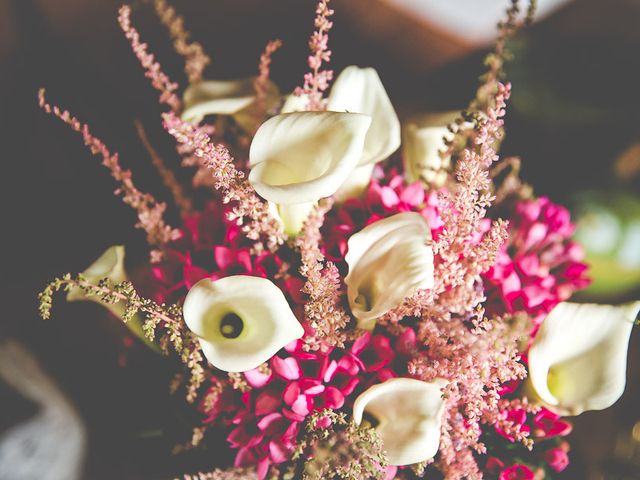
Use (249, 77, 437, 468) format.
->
(327, 66, 401, 199)
(402, 111, 463, 188)
(353, 377, 447, 466)
(67, 245, 153, 348)
(528, 301, 640, 416)
(182, 78, 279, 130)
(328, 66, 400, 166)
(345, 212, 434, 330)
(67, 245, 127, 312)
(183, 276, 304, 373)
(249, 111, 371, 234)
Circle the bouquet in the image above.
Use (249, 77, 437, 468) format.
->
(37, 1, 640, 478)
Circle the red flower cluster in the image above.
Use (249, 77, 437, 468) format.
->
(483, 197, 590, 329)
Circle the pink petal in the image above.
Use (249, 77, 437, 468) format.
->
(244, 368, 273, 388)
(272, 356, 301, 380)
(255, 390, 281, 416)
(269, 440, 290, 464)
(257, 412, 283, 432)
(400, 182, 425, 206)
(213, 246, 233, 270)
(283, 382, 300, 406)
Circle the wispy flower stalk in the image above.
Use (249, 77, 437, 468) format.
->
(295, 199, 351, 351)
(135, 120, 193, 215)
(294, 0, 334, 111)
(39, 89, 180, 249)
(252, 39, 282, 128)
(163, 112, 285, 250)
(153, 0, 211, 83)
(118, 5, 181, 111)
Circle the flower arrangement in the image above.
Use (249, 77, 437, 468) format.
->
(37, 1, 640, 479)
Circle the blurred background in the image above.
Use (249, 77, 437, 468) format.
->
(1, 0, 640, 478)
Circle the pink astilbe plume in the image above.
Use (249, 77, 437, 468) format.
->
(39, 89, 180, 248)
(253, 39, 282, 126)
(162, 113, 285, 250)
(294, 0, 334, 111)
(153, 0, 211, 83)
(295, 200, 351, 352)
(119, 5, 181, 111)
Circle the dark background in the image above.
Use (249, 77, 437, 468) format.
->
(1, 0, 640, 478)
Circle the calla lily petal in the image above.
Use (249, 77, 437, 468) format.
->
(528, 301, 640, 416)
(353, 377, 447, 466)
(328, 66, 401, 167)
(66, 246, 156, 349)
(345, 212, 434, 330)
(280, 93, 309, 113)
(67, 245, 127, 309)
(402, 111, 463, 188)
(182, 78, 279, 127)
(183, 276, 304, 373)
(249, 111, 370, 233)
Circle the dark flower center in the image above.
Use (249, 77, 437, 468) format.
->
(220, 313, 243, 339)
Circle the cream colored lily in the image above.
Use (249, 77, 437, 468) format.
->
(281, 66, 400, 200)
(182, 77, 279, 131)
(353, 377, 447, 466)
(528, 301, 640, 416)
(345, 212, 434, 330)
(327, 66, 401, 199)
(248, 111, 371, 235)
(182, 276, 304, 373)
(67, 245, 127, 311)
(402, 111, 463, 188)
(66, 245, 151, 347)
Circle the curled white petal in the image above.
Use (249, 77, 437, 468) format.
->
(345, 212, 434, 330)
(249, 111, 370, 233)
(402, 111, 463, 187)
(183, 276, 304, 372)
(328, 66, 400, 167)
(528, 301, 640, 416)
(353, 377, 447, 466)
(67, 245, 127, 310)
(182, 78, 279, 127)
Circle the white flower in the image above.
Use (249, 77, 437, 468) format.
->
(182, 276, 304, 373)
(345, 212, 434, 330)
(327, 66, 401, 199)
(249, 111, 371, 234)
(67, 245, 127, 316)
(66, 245, 153, 347)
(528, 301, 640, 416)
(402, 111, 462, 188)
(328, 66, 400, 167)
(353, 377, 447, 466)
(281, 66, 401, 200)
(182, 78, 279, 131)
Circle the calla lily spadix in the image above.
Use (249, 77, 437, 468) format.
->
(66, 245, 151, 347)
(182, 276, 304, 373)
(528, 301, 640, 416)
(345, 212, 434, 330)
(353, 377, 448, 466)
(402, 111, 462, 188)
(248, 111, 371, 235)
(182, 77, 279, 131)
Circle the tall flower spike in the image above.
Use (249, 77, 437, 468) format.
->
(353, 377, 448, 466)
(528, 301, 640, 415)
(249, 111, 371, 235)
(182, 276, 304, 372)
(345, 212, 434, 330)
